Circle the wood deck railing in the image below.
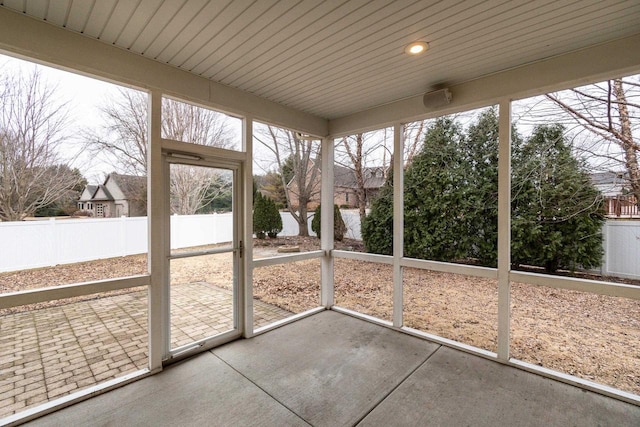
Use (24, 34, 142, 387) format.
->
(605, 195, 639, 218)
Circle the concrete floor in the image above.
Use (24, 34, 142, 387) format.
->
(26, 311, 640, 427)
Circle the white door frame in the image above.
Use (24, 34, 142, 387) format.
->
(161, 140, 245, 364)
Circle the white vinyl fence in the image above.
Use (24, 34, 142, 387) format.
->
(170, 213, 233, 249)
(0, 213, 311, 273)
(1, 215, 638, 280)
(599, 220, 640, 280)
(0, 216, 148, 273)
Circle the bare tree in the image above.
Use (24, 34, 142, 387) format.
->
(335, 132, 389, 223)
(84, 88, 148, 175)
(544, 77, 640, 206)
(0, 68, 82, 221)
(254, 126, 320, 236)
(85, 90, 235, 214)
(162, 98, 234, 149)
(403, 119, 428, 165)
(163, 98, 235, 215)
(170, 164, 231, 215)
(337, 134, 365, 222)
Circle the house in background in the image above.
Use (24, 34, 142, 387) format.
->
(77, 173, 147, 218)
(591, 171, 639, 218)
(334, 165, 386, 208)
(76, 185, 97, 214)
(287, 163, 386, 210)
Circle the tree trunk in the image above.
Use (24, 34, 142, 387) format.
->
(357, 189, 367, 224)
(344, 134, 368, 224)
(297, 200, 309, 236)
(613, 79, 640, 208)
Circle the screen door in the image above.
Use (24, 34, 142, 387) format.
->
(166, 156, 243, 356)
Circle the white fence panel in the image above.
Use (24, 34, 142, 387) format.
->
(170, 213, 232, 249)
(1, 216, 639, 279)
(123, 217, 148, 255)
(0, 217, 149, 273)
(277, 210, 361, 239)
(341, 210, 363, 240)
(602, 221, 640, 279)
(0, 220, 52, 272)
(279, 212, 316, 237)
(54, 218, 123, 264)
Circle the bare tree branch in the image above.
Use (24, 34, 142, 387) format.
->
(83, 91, 235, 214)
(0, 68, 82, 221)
(254, 125, 320, 236)
(544, 77, 639, 207)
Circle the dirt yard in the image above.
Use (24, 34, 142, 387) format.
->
(1, 236, 638, 395)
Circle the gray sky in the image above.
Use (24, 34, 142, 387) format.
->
(1, 53, 128, 183)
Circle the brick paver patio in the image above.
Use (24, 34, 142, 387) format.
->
(0, 283, 291, 419)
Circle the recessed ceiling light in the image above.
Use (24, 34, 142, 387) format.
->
(405, 41, 429, 55)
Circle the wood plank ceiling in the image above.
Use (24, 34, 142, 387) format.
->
(1, 0, 639, 120)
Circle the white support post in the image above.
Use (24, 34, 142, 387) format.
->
(321, 136, 335, 308)
(242, 116, 254, 338)
(147, 90, 166, 371)
(497, 99, 512, 362)
(392, 123, 404, 328)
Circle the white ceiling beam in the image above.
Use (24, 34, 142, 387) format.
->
(0, 7, 328, 137)
(329, 33, 640, 137)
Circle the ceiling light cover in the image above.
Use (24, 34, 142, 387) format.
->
(405, 41, 429, 55)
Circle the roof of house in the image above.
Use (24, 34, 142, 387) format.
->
(107, 173, 147, 201)
(590, 171, 628, 187)
(80, 173, 146, 203)
(90, 184, 114, 202)
(79, 185, 98, 201)
(362, 167, 386, 189)
(334, 165, 386, 190)
(334, 165, 358, 188)
(590, 171, 629, 197)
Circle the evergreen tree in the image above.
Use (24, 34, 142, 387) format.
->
(197, 177, 232, 213)
(311, 204, 347, 241)
(262, 171, 287, 208)
(361, 172, 394, 254)
(253, 193, 283, 239)
(403, 117, 471, 261)
(246, 122, 600, 274)
(281, 155, 295, 184)
(363, 114, 603, 274)
(253, 192, 268, 239)
(511, 124, 605, 272)
(464, 108, 499, 266)
(265, 197, 283, 238)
